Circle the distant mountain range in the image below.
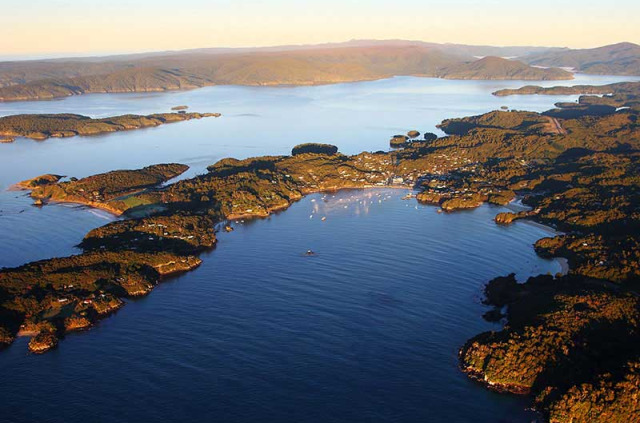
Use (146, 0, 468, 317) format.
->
(524, 42, 640, 75)
(0, 40, 636, 101)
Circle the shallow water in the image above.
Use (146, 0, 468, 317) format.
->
(0, 75, 636, 422)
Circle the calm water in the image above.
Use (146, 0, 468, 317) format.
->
(0, 75, 636, 422)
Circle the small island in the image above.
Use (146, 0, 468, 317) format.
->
(389, 135, 409, 148)
(291, 143, 339, 156)
(0, 112, 220, 141)
(389, 131, 439, 148)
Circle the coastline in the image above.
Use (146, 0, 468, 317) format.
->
(0, 71, 578, 103)
(3, 182, 569, 357)
(502, 197, 570, 275)
(2, 94, 637, 420)
(14, 182, 415, 221)
(1, 147, 578, 357)
(226, 184, 413, 221)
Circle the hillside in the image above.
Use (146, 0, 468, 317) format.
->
(0, 43, 573, 101)
(491, 81, 640, 115)
(437, 56, 573, 80)
(523, 42, 640, 75)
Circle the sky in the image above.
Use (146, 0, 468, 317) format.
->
(1, 0, 639, 59)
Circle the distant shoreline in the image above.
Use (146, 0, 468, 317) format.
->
(0, 45, 574, 102)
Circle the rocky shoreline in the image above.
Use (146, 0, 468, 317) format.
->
(458, 273, 640, 421)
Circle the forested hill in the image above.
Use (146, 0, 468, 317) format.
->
(0, 42, 573, 101)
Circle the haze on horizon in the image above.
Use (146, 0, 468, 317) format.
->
(2, 0, 639, 60)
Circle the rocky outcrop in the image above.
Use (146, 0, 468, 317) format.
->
(92, 296, 124, 316)
(422, 132, 438, 142)
(28, 331, 59, 354)
(152, 256, 202, 276)
(440, 193, 487, 211)
(494, 210, 533, 225)
(495, 212, 519, 224)
(416, 191, 447, 205)
(14, 173, 64, 190)
(390, 135, 409, 148)
(64, 316, 92, 332)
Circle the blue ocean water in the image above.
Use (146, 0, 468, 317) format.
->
(1, 189, 560, 422)
(0, 75, 635, 422)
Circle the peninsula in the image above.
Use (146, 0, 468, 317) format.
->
(493, 81, 640, 97)
(18, 163, 189, 214)
(0, 112, 220, 141)
(1, 83, 639, 421)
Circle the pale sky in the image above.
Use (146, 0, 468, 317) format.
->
(2, 0, 639, 58)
